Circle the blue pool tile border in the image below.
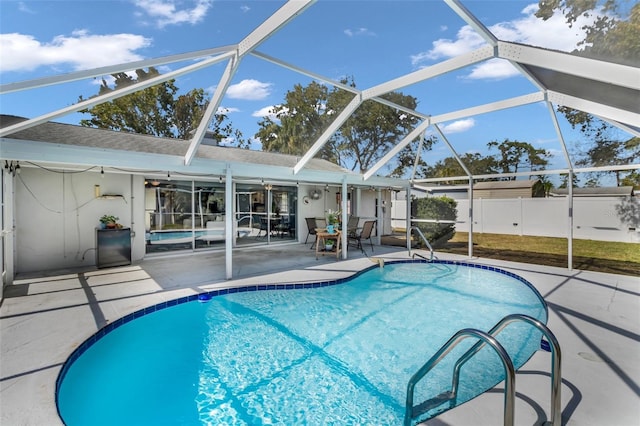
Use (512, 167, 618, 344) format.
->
(55, 259, 545, 419)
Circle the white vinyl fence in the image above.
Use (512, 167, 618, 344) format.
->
(392, 196, 640, 243)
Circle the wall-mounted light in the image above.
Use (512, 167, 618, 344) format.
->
(167, 171, 171, 181)
(100, 166, 104, 178)
(219, 176, 223, 183)
(4, 160, 20, 177)
(265, 184, 273, 191)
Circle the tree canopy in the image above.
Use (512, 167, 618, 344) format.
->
(255, 81, 337, 161)
(536, 1, 639, 188)
(255, 78, 420, 174)
(536, 0, 639, 65)
(78, 67, 244, 144)
(419, 140, 550, 183)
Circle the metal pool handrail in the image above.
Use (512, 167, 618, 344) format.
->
(405, 328, 516, 426)
(409, 226, 435, 260)
(451, 314, 562, 426)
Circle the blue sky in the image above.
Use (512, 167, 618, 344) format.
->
(0, 0, 625, 181)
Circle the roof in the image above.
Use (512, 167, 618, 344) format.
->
(550, 187, 635, 197)
(474, 180, 540, 190)
(0, 114, 348, 174)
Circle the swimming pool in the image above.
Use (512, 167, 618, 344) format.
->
(56, 260, 547, 425)
(147, 230, 209, 244)
(147, 228, 253, 244)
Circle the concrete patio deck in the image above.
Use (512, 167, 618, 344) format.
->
(1, 243, 638, 425)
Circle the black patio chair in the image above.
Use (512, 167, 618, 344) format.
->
(305, 217, 319, 248)
(348, 220, 376, 253)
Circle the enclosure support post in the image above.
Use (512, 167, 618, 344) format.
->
(567, 171, 573, 270)
(376, 188, 383, 245)
(225, 166, 233, 279)
(341, 179, 348, 259)
(468, 177, 474, 258)
(406, 184, 412, 252)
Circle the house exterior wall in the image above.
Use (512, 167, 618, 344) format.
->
(297, 186, 391, 240)
(14, 167, 146, 273)
(10, 174, 392, 275)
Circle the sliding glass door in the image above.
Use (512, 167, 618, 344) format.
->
(235, 183, 297, 246)
(145, 179, 297, 254)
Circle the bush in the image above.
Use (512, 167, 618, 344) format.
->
(411, 196, 457, 247)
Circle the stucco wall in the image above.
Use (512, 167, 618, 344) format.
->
(14, 168, 146, 273)
(297, 186, 389, 239)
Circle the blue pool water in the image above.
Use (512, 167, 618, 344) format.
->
(147, 230, 209, 242)
(57, 261, 546, 425)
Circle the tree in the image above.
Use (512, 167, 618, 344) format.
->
(536, 0, 639, 65)
(536, 1, 639, 187)
(388, 135, 436, 178)
(487, 139, 550, 178)
(537, 175, 555, 196)
(419, 152, 498, 181)
(255, 78, 420, 174)
(411, 196, 457, 247)
(563, 107, 640, 186)
(79, 67, 245, 144)
(255, 81, 336, 161)
(334, 82, 421, 172)
(558, 172, 580, 188)
(620, 170, 640, 188)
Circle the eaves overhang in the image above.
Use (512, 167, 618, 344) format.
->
(0, 137, 405, 188)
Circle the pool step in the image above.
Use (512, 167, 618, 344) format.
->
(411, 391, 454, 418)
(405, 314, 562, 426)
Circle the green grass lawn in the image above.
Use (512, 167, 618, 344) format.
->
(449, 233, 640, 262)
(389, 231, 640, 277)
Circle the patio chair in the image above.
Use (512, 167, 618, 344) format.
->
(346, 216, 360, 236)
(256, 216, 270, 238)
(305, 217, 319, 248)
(348, 220, 376, 253)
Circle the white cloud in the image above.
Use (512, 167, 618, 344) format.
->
(217, 106, 240, 115)
(252, 105, 283, 121)
(133, 0, 212, 28)
(467, 58, 520, 80)
(344, 28, 376, 37)
(412, 3, 598, 78)
(240, 5, 250, 13)
(0, 31, 151, 72)
(226, 79, 273, 100)
(440, 118, 475, 134)
(17, 2, 36, 14)
(411, 26, 483, 66)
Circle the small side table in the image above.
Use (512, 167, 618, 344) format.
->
(315, 230, 341, 260)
